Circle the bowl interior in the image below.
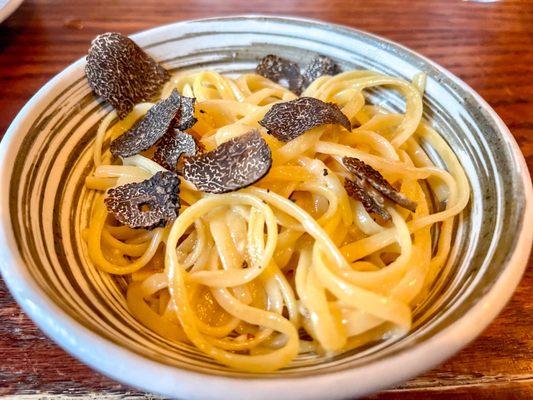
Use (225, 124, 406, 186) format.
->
(3, 16, 530, 380)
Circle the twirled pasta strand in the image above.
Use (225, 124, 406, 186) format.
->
(83, 69, 469, 372)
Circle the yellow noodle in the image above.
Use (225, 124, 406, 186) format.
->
(83, 67, 469, 372)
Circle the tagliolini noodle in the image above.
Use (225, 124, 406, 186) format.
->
(84, 69, 469, 372)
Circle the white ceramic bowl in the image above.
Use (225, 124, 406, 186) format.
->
(0, 0, 23, 23)
(0, 16, 531, 400)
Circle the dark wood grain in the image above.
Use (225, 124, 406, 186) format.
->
(0, 0, 532, 398)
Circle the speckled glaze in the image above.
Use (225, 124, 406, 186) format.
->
(0, 16, 531, 400)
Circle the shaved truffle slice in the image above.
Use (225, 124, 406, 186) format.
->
(176, 96, 197, 130)
(343, 157, 418, 212)
(259, 97, 351, 142)
(110, 90, 187, 158)
(345, 178, 391, 221)
(104, 171, 180, 230)
(85, 32, 170, 119)
(153, 130, 198, 170)
(256, 55, 304, 95)
(303, 55, 340, 85)
(183, 130, 272, 193)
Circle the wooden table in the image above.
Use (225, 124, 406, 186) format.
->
(1, 0, 531, 398)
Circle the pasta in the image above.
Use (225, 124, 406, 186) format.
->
(84, 67, 469, 372)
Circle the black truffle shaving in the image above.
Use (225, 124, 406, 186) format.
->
(303, 55, 340, 86)
(153, 130, 198, 170)
(345, 178, 391, 221)
(259, 97, 351, 142)
(104, 171, 180, 230)
(110, 90, 195, 158)
(256, 55, 304, 95)
(256, 54, 341, 94)
(182, 130, 272, 194)
(175, 96, 197, 131)
(343, 157, 418, 213)
(85, 32, 170, 119)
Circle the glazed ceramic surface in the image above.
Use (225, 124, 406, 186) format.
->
(0, 0, 23, 23)
(0, 16, 531, 400)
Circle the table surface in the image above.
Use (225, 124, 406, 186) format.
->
(0, 0, 532, 399)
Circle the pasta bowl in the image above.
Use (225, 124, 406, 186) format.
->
(0, 15, 531, 400)
(0, 0, 23, 24)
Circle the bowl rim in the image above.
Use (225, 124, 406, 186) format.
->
(0, 0, 24, 24)
(0, 15, 531, 400)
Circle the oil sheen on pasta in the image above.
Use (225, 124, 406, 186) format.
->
(84, 69, 470, 372)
